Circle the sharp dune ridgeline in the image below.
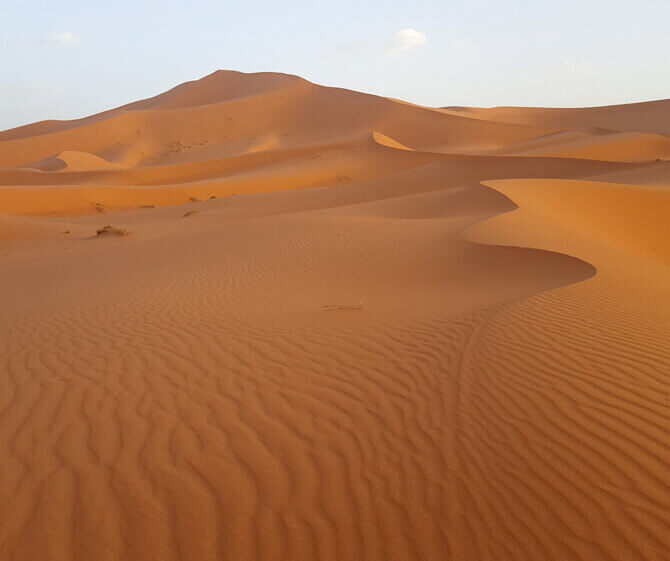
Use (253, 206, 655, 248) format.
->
(0, 70, 668, 561)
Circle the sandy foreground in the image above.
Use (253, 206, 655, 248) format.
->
(0, 71, 668, 561)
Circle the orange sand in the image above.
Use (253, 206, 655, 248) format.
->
(0, 71, 668, 561)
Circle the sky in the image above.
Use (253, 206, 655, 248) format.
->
(1, 0, 669, 130)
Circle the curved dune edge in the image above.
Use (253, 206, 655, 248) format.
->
(466, 178, 670, 316)
(24, 150, 120, 173)
(54, 150, 119, 171)
(471, 178, 670, 265)
(371, 131, 414, 151)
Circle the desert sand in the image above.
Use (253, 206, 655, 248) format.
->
(0, 70, 668, 561)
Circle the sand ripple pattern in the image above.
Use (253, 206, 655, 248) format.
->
(1, 274, 667, 560)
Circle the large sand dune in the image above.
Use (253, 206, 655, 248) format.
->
(0, 71, 668, 561)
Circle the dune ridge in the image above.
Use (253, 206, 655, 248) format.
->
(0, 71, 668, 561)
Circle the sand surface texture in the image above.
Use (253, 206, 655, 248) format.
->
(1, 71, 668, 561)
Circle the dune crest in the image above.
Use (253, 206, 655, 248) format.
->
(55, 150, 118, 171)
(371, 131, 414, 151)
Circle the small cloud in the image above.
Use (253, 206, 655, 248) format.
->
(46, 32, 79, 46)
(452, 40, 466, 50)
(392, 29, 426, 53)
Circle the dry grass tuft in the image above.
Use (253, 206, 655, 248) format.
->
(183, 210, 198, 218)
(96, 225, 130, 237)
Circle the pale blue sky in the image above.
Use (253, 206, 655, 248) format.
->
(1, 0, 669, 130)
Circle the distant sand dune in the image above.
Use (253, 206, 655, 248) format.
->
(498, 129, 670, 162)
(0, 71, 668, 561)
(439, 98, 670, 134)
(24, 150, 119, 172)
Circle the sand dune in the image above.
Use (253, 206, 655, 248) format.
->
(588, 159, 670, 186)
(0, 71, 555, 170)
(0, 71, 668, 561)
(440, 98, 670, 134)
(24, 150, 120, 172)
(497, 129, 670, 162)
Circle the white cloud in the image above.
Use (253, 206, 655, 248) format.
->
(46, 32, 79, 46)
(392, 29, 426, 53)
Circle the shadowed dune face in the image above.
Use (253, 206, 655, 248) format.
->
(0, 71, 668, 561)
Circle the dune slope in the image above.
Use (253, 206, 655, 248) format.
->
(0, 71, 668, 561)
